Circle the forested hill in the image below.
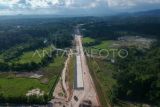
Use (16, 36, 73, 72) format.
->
(0, 18, 75, 51)
(132, 9, 160, 16)
(81, 10, 160, 41)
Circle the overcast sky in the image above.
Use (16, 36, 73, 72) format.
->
(0, 0, 160, 15)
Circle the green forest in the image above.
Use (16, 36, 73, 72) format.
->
(114, 45, 160, 105)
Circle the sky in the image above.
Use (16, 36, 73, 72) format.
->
(0, 0, 160, 15)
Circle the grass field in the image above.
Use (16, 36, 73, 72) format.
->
(0, 55, 65, 101)
(0, 77, 48, 97)
(82, 37, 95, 44)
(12, 46, 54, 64)
(0, 46, 54, 64)
(93, 40, 113, 49)
(87, 57, 116, 107)
(83, 40, 117, 59)
(42, 56, 65, 80)
(0, 44, 65, 101)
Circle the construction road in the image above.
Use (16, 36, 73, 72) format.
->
(51, 27, 100, 107)
(68, 28, 100, 107)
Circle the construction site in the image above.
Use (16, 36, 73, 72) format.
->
(52, 27, 100, 107)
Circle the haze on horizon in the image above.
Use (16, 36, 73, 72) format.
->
(0, 0, 160, 16)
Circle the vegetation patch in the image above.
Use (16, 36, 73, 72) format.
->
(0, 18, 74, 104)
(0, 77, 48, 97)
(113, 47, 160, 105)
(67, 56, 75, 97)
(0, 56, 65, 104)
(87, 57, 116, 107)
(92, 40, 113, 49)
(11, 46, 53, 64)
(82, 37, 95, 44)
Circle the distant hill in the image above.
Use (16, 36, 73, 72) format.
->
(133, 9, 160, 16)
(106, 9, 160, 24)
(113, 9, 160, 17)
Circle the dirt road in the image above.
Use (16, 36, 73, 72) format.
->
(51, 52, 71, 107)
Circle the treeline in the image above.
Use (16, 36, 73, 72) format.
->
(0, 94, 49, 104)
(113, 45, 160, 105)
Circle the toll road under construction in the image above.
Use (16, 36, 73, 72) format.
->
(74, 55, 84, 90)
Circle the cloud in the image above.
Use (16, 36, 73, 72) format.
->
(0, 0, 20, 9)
(107, 0, 160, 9)
(23, 0, 76, 9)
(0, 0, 20, 5)
(84, 0, 102, 8)
(0, 0, 160, 15)
(0, 0, 104, 9)
(25, 0, 66, 9)
(107, 0, 135, 8)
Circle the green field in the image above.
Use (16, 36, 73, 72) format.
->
(0, 77, 48, 97)
(87, 57, 116, 107)
(11, 46, 54, 64)
(82, 36, 113, 49)
(82, 37, 95, 44)
(0, 44, 65, 100)
(42, 56, 65, 80)
(83, 39, 117, 58)
(93, 40, 113, 49)
(0, 55, 65, 102)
